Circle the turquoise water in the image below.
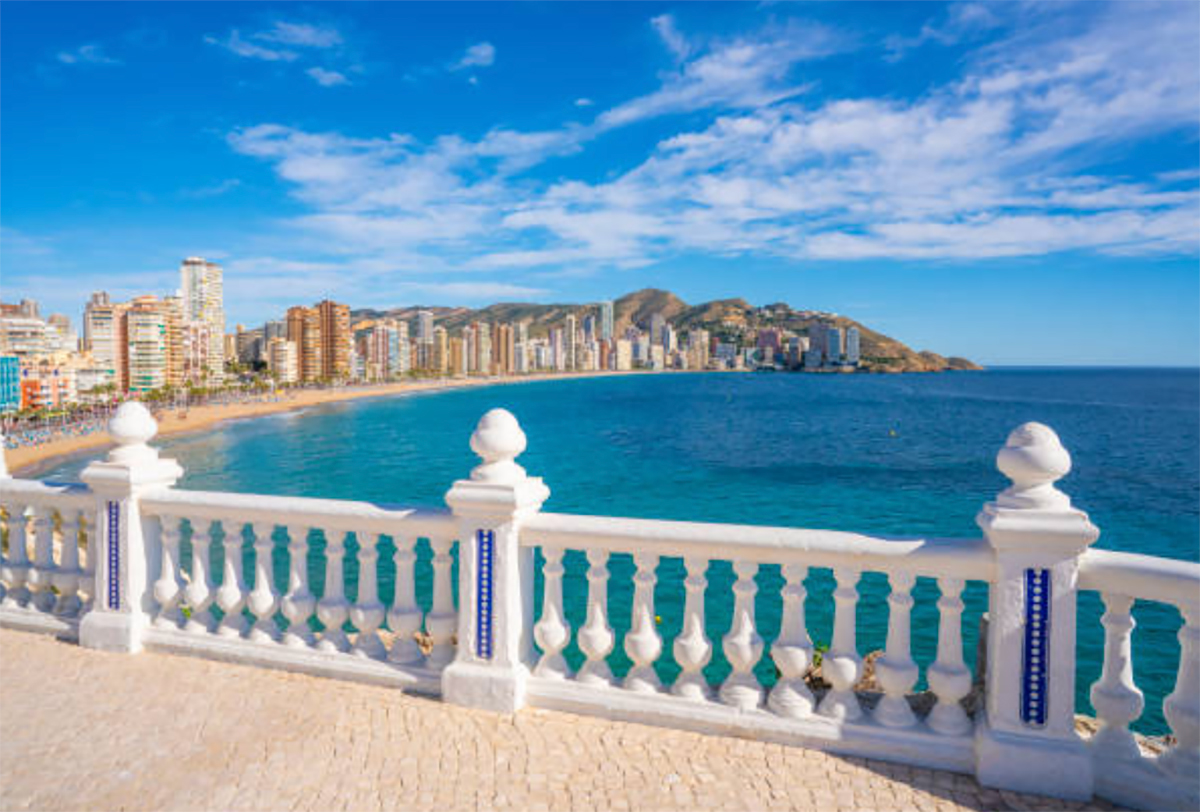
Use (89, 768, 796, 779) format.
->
(36, 369, 1199, 734)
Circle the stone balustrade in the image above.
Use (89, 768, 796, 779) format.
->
(0, 402, 1196, 810)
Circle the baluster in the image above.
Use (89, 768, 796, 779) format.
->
(672, 556, 712, 700)
(1089, 592, 1143, 760)
(29, 506, 56, 612)
(247, 522, 280, 643)
(818, 566, 862, 720)
(316, 530, 351, 652)
(720, 560, 764, 710)
(350, 532, 386, 659)
(874, 571, 919, 727)
(152, 515, 184, 628)
(53, 508, 84, 617)
(926, 576, 972, 735)
(0, 503, 31, 607)
(769, 563, 814, 717)
(533, 546, 571, 678)
(624, 552, 662, 692)
(215, 522, 248, 638)
(1160, 601, 1200, 781)
(577, 548, 615, 686)
(424, 535, 456, 667)
(386, 534, 422, 664)
(280, 525, 315, 647)
(183, 520, 215, 633)
(78, 515, 94, 612)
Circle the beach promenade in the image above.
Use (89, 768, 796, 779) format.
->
(0, 628, 1117, 812)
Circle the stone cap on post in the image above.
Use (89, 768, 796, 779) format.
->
(977, 422, 1098, 558)
(446, 409, 549, 520)
(81, 402, 183, 493)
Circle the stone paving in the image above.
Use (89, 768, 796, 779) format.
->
(0, 629, 1121, 812)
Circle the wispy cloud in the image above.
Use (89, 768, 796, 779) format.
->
(225, 5, 1198, 296)
(452, 41, 496, 70)
(257, 21, 342, 49)
(574, 98, 594, 108)
(307, 67, 349, 87)
(179, 179, 242, 199)
(57, 44, 120, 66)
(651, 15, 691, 62)
(205, 30, 298, 62)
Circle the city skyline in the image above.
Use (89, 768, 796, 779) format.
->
(2, 2, 1198, 366)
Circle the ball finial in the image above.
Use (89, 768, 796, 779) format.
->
(469, 408, 528, 483)
(106, 402, 160, 464)
(996, 422, 1072, 509)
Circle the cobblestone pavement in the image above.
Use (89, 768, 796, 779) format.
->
(0, 629, 1120, 812)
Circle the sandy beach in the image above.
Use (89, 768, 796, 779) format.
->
(5, 370, 655, 476)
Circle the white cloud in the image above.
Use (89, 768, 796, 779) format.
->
(57, 44, 120, 66)
(306, 67, 349, 87)
(574, 98, 595, 108)
(453, 42, 495, 70)
(651, 15, 691, 62)
(257, 21, 342, 49)
(226, 4, 1199, 290)
(180, 179, 242, 199)
(205, 30, 298, 62)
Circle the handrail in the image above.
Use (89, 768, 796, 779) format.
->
(1078, 548, 1200, 608)
(522, 511, 995, 581)
(139, 488, 457, 541)
(0, 479, 95, 511)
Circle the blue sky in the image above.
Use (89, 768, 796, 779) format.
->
(2, 1, 1197, 365)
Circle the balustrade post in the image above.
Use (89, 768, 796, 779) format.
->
(443, 408, 549, 712)
(974, 423, 1098, 800)
(79, 402, 183, 653)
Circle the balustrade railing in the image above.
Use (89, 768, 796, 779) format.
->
(0, 402, 1196, 810)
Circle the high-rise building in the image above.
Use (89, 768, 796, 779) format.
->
(564, 314, 577, 371)
(845, 327, 861, 366)
(84, 293, 127, 387)
(825, 327, 843, 366)
(182, 321, 211, 384)
(433, 326, 449, 374)
(473, 322, 491, 375)
(125, 296, 170, 392)
(316, 299, 351, 379)
(649, 313, 666, 348)
(267, 338, 299, 384)
(449, 336, 466, 376)
(286, 306, 323, 382)
(180, 257, 225, 383)
(0, 355, 19, 413)
(600, 301, 614, 342)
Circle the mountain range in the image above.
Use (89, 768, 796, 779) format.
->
(352, 288, 981, 373)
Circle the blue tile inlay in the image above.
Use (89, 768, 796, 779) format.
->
(476, 529, 495, 660)
(106, 501, 120, 610)
(1021, 568, 1051, 727)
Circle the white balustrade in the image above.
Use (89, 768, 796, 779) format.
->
(6, 405, 1200, 812)
(246, 522, 280, 643)
(424, 535, 456, 667)
(926, 577, 972, 735)
(671, 556, 712, 701)
(316, 530, 351, 652)
(280, 524, 316, 648)
(153, 516, 184, 628)
(1160, 601, 1200, 782)
(29, 506, 56, 612)
(874, 571, 918, 728)
(720, 560, 763, 710)
(623, 552, 662, 692)
(1, 503, 31, 608)
(817, 567, 862, 721)
(53, 509, 85, 617)
(184, 521, 216, 634)
(576, 548, 614, 686)
(215, 522, 249, 638)
(1088, 592, 1143, 760)
(349, 532, 385, 659)
(768, 563, 813, 717)
(386, 535, 422, 664)
(533, 546, 571, 678)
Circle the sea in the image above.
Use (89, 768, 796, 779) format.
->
(32, 367, 1200, 734)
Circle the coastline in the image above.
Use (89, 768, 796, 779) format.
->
(6, 369, 663, 477)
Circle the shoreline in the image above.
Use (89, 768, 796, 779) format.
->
(6, 370, 664, 477)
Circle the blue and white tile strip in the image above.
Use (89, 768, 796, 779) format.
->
(106, 501, 120, 610)
(1021, 568, 1051, 726)
(476, 529, 495, 660)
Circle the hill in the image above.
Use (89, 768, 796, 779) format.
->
(352, 289, 981, 373)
